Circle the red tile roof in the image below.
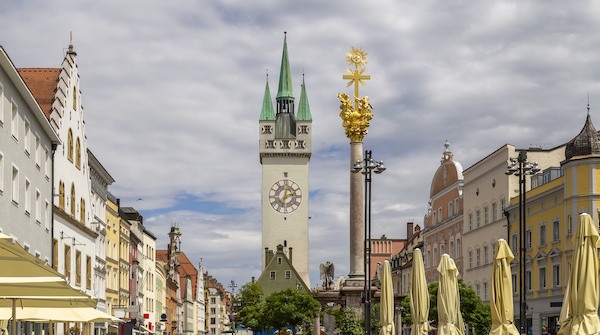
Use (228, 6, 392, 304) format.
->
(17, 68, 60, 119)
(156, 250, 169, 263)
(177, 252, 198, 300)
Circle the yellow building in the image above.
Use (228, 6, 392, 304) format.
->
(507, 113, 600, 335)
(106, 194, 121, 322)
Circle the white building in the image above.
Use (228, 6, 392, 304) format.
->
(18, 42, 99, 335)
(141, 225, 157, 333)
(88, 149, 115, 334)
(0, 46, 60, 262)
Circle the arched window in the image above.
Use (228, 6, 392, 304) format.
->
(76, 138, 81, 169)
(70, 183, 76, 216)
(80, 198, 85, 223)
(73, 86, 77, 110)
(67, 129, 73, 162)
(59, 181, 65, 209)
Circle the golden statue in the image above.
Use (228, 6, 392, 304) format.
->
(339, 47, 373, 142)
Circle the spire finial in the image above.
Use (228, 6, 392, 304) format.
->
(588, 93, 590, 115)
(70, 31, 72, 44)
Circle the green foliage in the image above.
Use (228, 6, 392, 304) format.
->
(399, 279, 491, 335)
(368, 303, 381, 335)
(263, 288, 320, 332)
(235, 281, 265, 327)
(242, 288, 319, 332)
(331, 308, 364, 335)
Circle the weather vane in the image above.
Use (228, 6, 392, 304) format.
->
(338, 47, 373, 142)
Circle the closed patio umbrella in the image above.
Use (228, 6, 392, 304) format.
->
(380, 260, 394, 335)
(410, 249, 430, 335)
(557, 213, 600, 335)
(489, 239, 519, 335)
(437, 254, 464, 335)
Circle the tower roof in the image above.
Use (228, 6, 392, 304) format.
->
(260, 77, 276, 121)
(276, 34, 294, 100)
(565, 114, 600, 160)
(296, 77, 312, 121)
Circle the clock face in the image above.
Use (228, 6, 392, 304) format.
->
(269, 179, 302, 214)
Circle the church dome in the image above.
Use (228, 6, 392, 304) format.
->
(565, 114, 600, 160)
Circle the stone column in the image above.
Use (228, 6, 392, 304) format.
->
(346, 141, 365, 285)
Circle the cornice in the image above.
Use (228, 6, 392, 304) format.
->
(54, 205, 98, 238)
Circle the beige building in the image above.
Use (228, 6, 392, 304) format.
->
(462, 144, 564, 303)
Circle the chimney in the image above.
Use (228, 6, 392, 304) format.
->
(407, 222, 414, 240)
(252, 277, 255, 284)
(289, 247, 293, 263)
(117, 198, 120, 207)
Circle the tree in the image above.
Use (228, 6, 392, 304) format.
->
(400, 279, 491, 335)
(262, 288, 320, 333)
(235, 281, 264, 327)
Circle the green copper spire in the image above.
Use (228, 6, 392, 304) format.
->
(276, 33, 294, 100)
(260, 77, 276, 121)
(296, 76, 312, 121)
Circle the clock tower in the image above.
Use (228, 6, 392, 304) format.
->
(259, 34, 312, 288)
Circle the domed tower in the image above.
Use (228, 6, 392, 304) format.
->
(562, 108, 600, 223)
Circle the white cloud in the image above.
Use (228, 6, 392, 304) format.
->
(1, 0, 598, 289)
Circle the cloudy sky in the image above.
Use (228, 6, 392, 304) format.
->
(2, 1, 600, 290)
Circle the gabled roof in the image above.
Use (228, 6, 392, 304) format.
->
(257, 244, 309, 296)
(156, 250, 169, 263)
(296, 77, 312, 121)
(276, 34, 294, 100)
(177, 252, 198, 300)
(260, 78, 275, 121)
(17, 68, 60, 119)
(0, 47, 59, 144)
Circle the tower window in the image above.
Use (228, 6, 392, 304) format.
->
(281, 140, 290, 149)
(296, 140, 306, 149)
(299, 125, 309, 134)
(262, 125, 273, 134)
(266, 140, 275, 149)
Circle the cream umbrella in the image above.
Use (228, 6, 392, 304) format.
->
(437, 254, 464, 335)
(0, 233, 97, 335)
(489, 239, 519, 335)
(410, 249, 430, 335)
(557, 213, 600, 335)
(0, 307, 121, 322)
(380, 260, 395, 335)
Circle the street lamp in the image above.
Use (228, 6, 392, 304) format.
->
(505, 150, 540, 335)
(228, 280, 239, 333)
(352, 149, 385, 335)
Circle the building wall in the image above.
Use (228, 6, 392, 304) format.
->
(422, 142, 464, 283)
(261, 155, 310, 287)
(463, 144, 565, 303)
(0, 47, 57, 262)
(105, 195, 120, 316)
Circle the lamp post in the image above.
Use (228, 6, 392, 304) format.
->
(352, 149, 386, 335)
(505, 150, 540, 335)
(228, 280, 239, 334)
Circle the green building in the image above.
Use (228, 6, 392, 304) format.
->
(257, 244, 310, 297)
